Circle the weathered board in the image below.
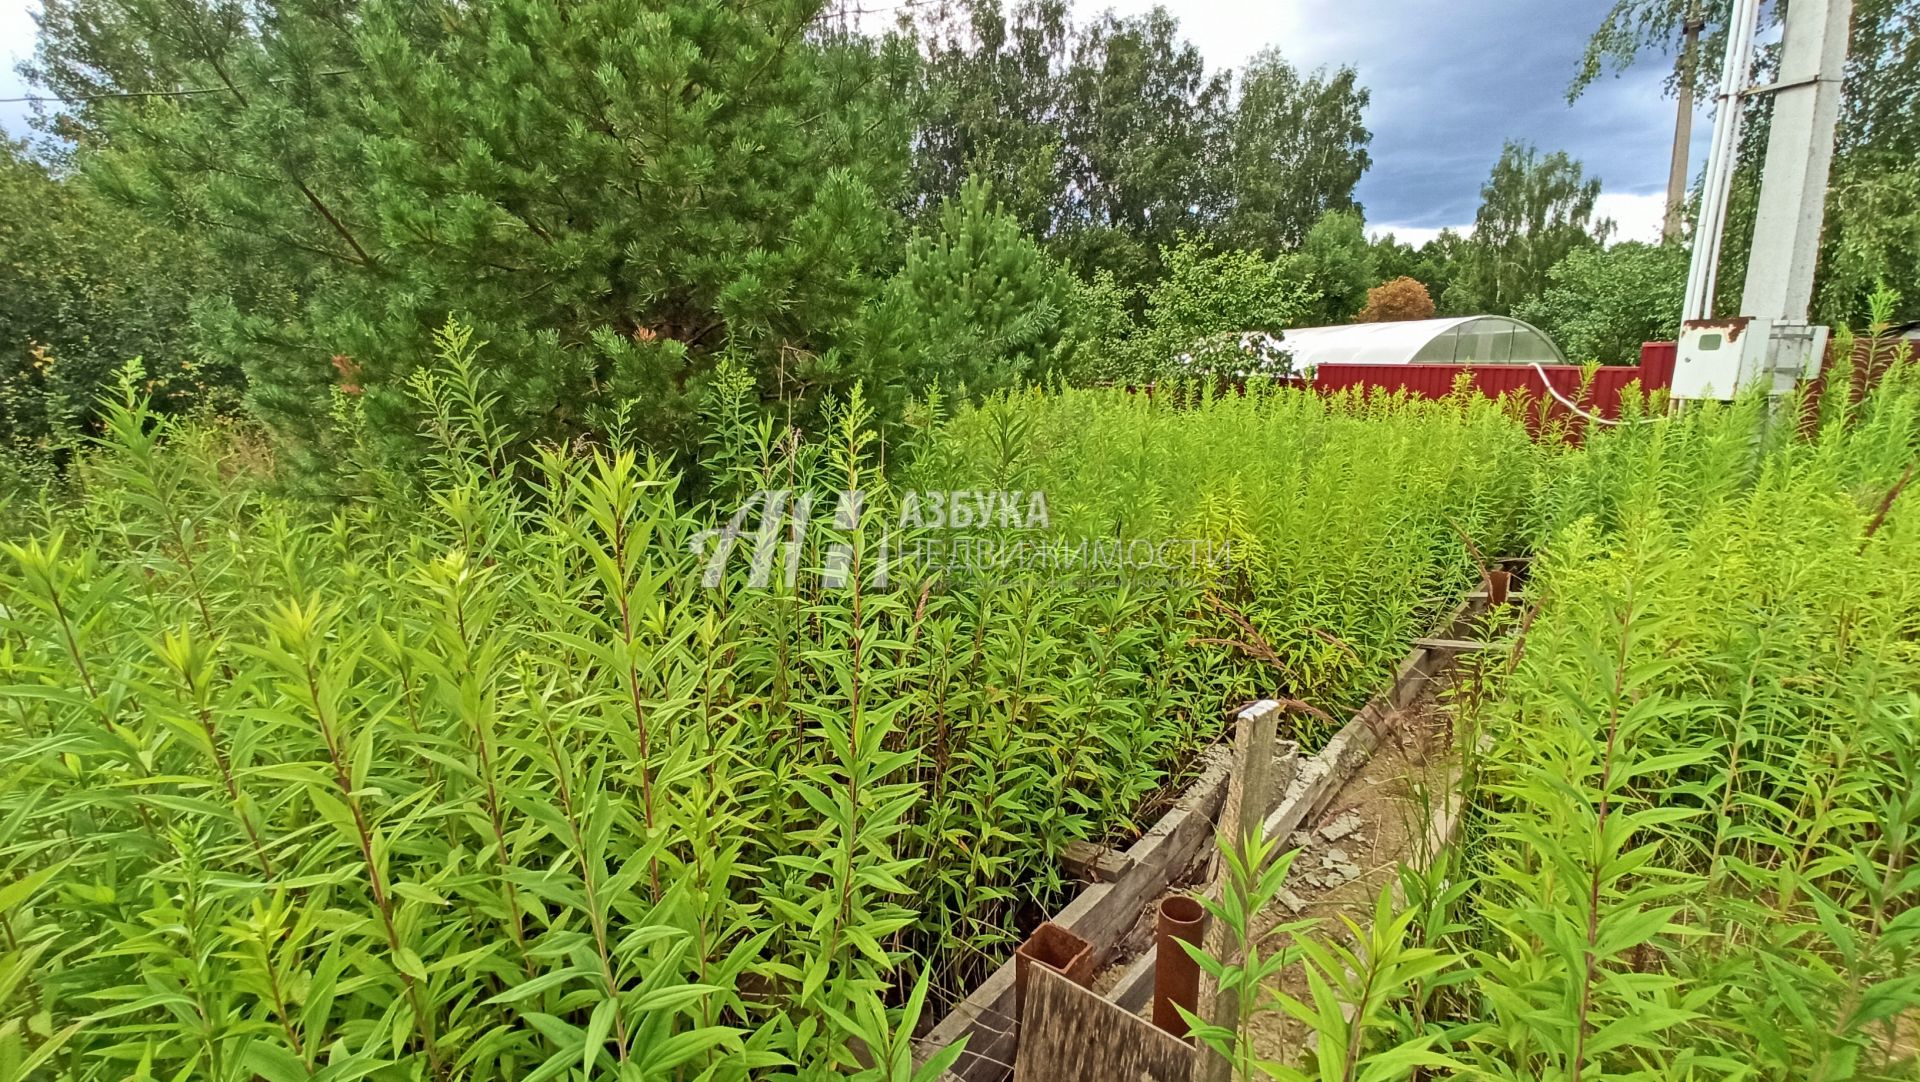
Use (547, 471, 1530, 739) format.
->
(1060, 841, 1134, 883)
(919, 744, 1233, 1081)
(1411, 637, 1498, 652)
(1109, 948, 1158, 1014)
(1014, 966, 1191, 1082)
(1194, 700, 1280, 1082)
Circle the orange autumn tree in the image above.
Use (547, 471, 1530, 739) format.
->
(1357, 276, 1436, 322)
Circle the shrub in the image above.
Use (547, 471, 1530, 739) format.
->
(1356, 276, 1437, 323)
(1123, 239, 1316, 381)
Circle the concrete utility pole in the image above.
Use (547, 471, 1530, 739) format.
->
(1661, 6, 1706, 244)
(1739, 0, 1855, 321)
(1672, 0, 1854, 401)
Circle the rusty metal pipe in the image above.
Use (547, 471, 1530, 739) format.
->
(1486, 568, 1511, 606)
(1013, 921, 1093, 1034)
(1152, 895, 1207, 1038)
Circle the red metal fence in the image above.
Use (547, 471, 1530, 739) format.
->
(1307, 341, 1680, 434)
(1305, 336, 1920, 439)
(1148, 338, 1916, 435)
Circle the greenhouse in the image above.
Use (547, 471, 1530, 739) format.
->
(1270, 315, 1571, 368)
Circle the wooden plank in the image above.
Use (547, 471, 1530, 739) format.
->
(1389, 648, 1431, 708)
(1095, 711, 1381, 1039)
(1195, 700, 1280, 1082)
(1051, 745, 1232, 961)
(1393, 646, 1443, 710)
(1222, 701, 1281, 853)
(1260, 721, 1371, 857)
(1060, 841, 1133, 883)
(925, 961, 1018, 1082)
(1015, 966, 1191, 1082)
(1109, 949, 1157, 1014)
(1412, 637, 1498, 652)
(919, 744, 1232, 1079)
(1399, 766, 1465, 894)
(1392, 594, 1490, 708)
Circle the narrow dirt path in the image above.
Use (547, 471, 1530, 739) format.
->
(1245, 688, 1458, 1062)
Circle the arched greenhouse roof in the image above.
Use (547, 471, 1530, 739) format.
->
(1264, 316, 1570, 369)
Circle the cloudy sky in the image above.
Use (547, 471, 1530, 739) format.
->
(0, 0, 1707, 243)
(1096, 0, 1709, 244)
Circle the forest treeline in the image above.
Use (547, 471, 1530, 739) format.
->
(1, 0, 1916, 477)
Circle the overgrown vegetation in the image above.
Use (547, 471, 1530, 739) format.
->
(2, 1, 1917, 1077)
(0, 334, 1539, 1078)
(4, 306, 1917, 1082)
(1186, 309, 1920, 1080)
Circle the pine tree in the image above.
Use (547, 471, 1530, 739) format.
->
(855, 177, 1079, 417)
(40, 0, 914, 478)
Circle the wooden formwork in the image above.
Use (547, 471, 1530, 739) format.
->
(919, 587, 1499, 1081)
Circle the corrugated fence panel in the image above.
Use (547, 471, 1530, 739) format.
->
(1639, 341, 1678, 387)
(1308, 348, 1678, 438)
(1123, 343, 1691, 439)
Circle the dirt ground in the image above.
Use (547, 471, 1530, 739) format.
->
(1245, 697, 1455, 1061)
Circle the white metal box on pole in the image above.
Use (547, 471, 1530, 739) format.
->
(1672, 318, 1830, 400)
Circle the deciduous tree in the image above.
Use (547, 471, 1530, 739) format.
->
(1124, 239, 1315, 380)
(1572, 0, 1920, 324)
(1213, 49, 1371, 253)
(1372, 230, 1469, 314)
(1445, 142, 1611, 315)
(1295, 209, 1378, 324)
(902, 2, 1370, 292)
(1514, 242, 1687, 364)
(0, 140, 223, 452)
(1053, 7, 1226, 287)
(907, 0, 1073, 241)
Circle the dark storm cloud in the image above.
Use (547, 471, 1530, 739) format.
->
(1275, 0, 1709, 228)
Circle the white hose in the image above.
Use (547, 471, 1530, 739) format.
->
(1526, 362, 1656, 427)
